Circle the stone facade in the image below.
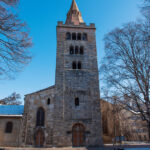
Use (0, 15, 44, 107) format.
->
(101, 100, 149, 144)
(22, 86, 56, 147)
(22, 0, 103, 147)
(0, 116, 22, 147)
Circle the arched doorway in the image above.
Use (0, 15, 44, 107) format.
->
(72, 123, 85, 147)
(35, 130, 44, 147)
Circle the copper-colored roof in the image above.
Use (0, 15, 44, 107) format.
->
(65, 0, 84, 25)
(70, 0, 79, 11)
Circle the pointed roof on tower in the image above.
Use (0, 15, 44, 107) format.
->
(70, 0, 79, 11)
(65, 0, 84, 25)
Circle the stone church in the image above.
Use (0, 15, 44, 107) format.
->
(0, 0, 103, 147)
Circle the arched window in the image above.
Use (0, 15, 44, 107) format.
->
(72, 61, 76, 69)
(36, 107, 45, 127)
(80, 46, 84, 55)
(75, 98, 79, 107)
(47, 98, 50, 105)
(83, 33, 87, 41)
(72, 33, 76, 40)
(5, 122, 13, 133)
(66, 32, 71, 40)
(70, 46, 74, 54)
(78, 61, 82, 69)
(77, 33, 81, 40)
(75, 46, 79, 54)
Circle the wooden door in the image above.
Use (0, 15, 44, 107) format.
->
(35, 130, 44, 147)
(72, 124, 85, 147)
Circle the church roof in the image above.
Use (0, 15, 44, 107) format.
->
(0, 105, 24, 116)
(25, 85, 55, 96)
(65, 0, 84, 25)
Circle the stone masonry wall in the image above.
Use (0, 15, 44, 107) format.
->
(22, 86, 55, 147)
(22, 22, 103, 147)
(0, 117, 22, 147)
(54, 23, 103, 146)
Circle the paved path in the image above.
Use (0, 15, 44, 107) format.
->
(3, 148, 113, 150)
(1, 145, 150, 150)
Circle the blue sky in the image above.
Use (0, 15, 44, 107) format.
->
(0, 0, 142, 102)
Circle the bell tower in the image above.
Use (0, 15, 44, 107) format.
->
(54, 0, 103, 146)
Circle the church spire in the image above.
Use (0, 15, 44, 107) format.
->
(65, 0, 84, 25)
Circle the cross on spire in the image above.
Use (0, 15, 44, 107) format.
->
(65, 0, 84, 25)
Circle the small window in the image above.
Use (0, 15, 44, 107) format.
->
(75, 46, 79, 54)
(78, 62, 82, 69)
(70, 46, 74, 54)
(83, 33, 87, 41)
(80, 46, 84, 55)
(72, 33, 76, 40)
(77, 33, 81, 40)
(73, 10, 76, 15)
(5, 122, 13, 133)
(72, 61, 76, 69)
(66, 32, 71, 40)
(47, 98, 51, 105)
(75, 98, 79, 107)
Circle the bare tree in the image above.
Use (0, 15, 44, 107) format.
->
(0, 92, 22, 105)
(141, 0, 150, 17)
(0, 0, 32, 79)
(100, 22, 150, 140)
(0, 0, 18, 5)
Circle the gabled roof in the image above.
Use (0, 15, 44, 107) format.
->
(0, 105, 24, 115)
(25, 85, 55, 96)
